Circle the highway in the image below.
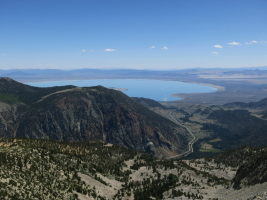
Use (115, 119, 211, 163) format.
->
(166, 111, 197, 160)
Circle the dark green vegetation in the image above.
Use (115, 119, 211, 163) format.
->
(211, 146, 267, 189)
(132, 97, 165, 109)
(0, 77, 75, 104)
(0, 138, 136, 199)
(0, 78, 190, 157)
(195, 98, 267, 151)
(145, 97, 267, 158)
(0, 138, 265, 200)
(202, 109, 267, 149)
(0, 93, 19, 104)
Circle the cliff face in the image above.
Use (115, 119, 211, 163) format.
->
(0, 78, 190, 157)
(231, 147, 267, 189)
(213, 146, 267, 189)
(0, 102, 17, 138)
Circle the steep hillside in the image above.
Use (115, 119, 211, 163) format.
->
(0, 77, 74, 104)
(225, 97, 267, 119)
(137, 98, 267, 158)
(0, 78, 190, 157)
(212, 146, 267, 189)
(132, 97, 165, 108)
(225, 98, 267, 110)
(0, 138, 266, 200)
(202, 109, 267, 149)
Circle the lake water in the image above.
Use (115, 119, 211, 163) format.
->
(28, 79, 217, 101)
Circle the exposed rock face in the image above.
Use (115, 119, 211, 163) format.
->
(0, 78, 190, 157)
(0, 102, 17, 138)
(232, 147, 267, 189)
(213, 146, 267, 189)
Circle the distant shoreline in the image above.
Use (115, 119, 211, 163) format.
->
(192, 82, 225, 92)
(171, 81, 224, 101)
(25, 78, 222, 102)
(25, 78, 224, 91)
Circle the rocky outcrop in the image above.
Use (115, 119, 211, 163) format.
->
(232, 147, 267, 189)
(213, 146, 267, 189)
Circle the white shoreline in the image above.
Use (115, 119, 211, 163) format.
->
(171, 81, 224, 101)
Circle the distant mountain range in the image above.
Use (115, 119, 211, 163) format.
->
(1, 67, 267, 82)
(0, 69, 187, 82)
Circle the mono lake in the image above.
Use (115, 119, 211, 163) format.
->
(28, 79, 217, 101)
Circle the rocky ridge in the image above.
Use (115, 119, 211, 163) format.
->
(0, 78, 190, 157)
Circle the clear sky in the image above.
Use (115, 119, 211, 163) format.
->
(0, 0, 267, 70)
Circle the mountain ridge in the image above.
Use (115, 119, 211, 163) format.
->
(0, 78, 190, 157)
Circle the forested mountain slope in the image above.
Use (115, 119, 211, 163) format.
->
(0, 138, 266, 200)
(0, 78, 190, 157)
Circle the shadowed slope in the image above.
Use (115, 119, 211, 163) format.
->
(0, 78, 190, 157)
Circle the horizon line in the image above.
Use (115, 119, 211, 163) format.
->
(1, 65, 267, 71)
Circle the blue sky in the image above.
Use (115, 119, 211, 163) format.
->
(0, 0, 267, 70)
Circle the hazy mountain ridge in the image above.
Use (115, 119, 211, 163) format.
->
(225, 98, 267, 110)
(202, 109, 267, 149)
